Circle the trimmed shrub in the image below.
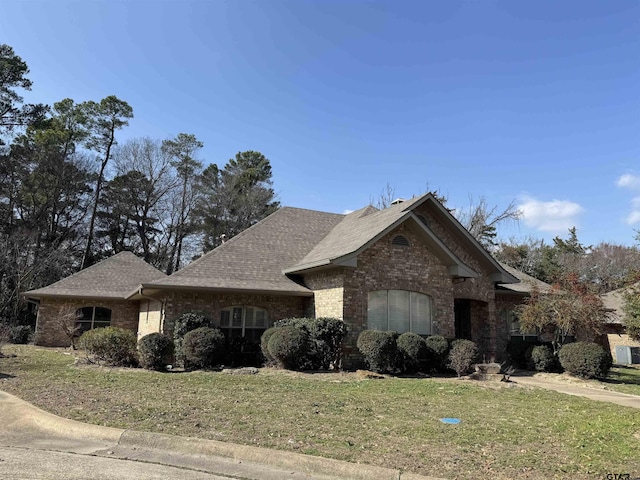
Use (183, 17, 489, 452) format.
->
(183, 327, 226, 370)
(526, 344, 556, 372)
(274, 317, 347, 369)
(172, 312, 213, 366)
(425, 335, 449, 372)
(9, 325, 33, 344)
(559, 342, 612, 379)
(447, 339, 478, 377)
(138, 333, 174, 371)
(267, 326, 311, 371)
(356, 330, 400, 374)
(260, 327, 280, 366)
(79, 327, 138, 367)
(397, 332, 428, 373)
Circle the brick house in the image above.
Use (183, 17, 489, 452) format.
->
(27, 193, 542, 367)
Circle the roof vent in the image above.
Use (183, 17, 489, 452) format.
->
(391, 198, 406, 205)
(392, 235, 410, 247)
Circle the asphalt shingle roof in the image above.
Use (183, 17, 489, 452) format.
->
(144, 207, 344, 294)
(25, 251, 166, 299)
(497, 262, 552, 294)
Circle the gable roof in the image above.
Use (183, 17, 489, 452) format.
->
(284, 193, 518, 283)
(134, 207, 344, 297)
(25, 251, 166, 300)
(601, 283, 639, 325)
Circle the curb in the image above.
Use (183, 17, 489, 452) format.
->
(1, 390, 441, 480)
(118, 430, 440, 480)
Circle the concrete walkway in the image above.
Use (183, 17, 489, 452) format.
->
(0, 390, 441, 480)
(511, 372, 640, 409)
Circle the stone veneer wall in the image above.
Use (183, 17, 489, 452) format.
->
(161, 291, 308, 335)
(34, 298, 140, 347)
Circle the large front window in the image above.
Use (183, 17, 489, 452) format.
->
(367, 290, 432, 334)
(220, 306, 269, 342)
(76, 307, 111, 335)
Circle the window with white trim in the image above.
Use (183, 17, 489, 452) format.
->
(367, 290, 432, 335)
(76, 307, 111, 335)
(220, 306, 269, 342)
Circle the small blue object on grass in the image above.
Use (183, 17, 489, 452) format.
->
(440, 418, 461, 424)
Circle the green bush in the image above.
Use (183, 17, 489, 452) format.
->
(9, 325, 33, 344)
(79, 327, 138, 367)
(558, 342, 612, 379)
(274, 317, 347, 369)
(397, 332, 428, 373)
(260, 327, 280, 366)
(356, 330, 400, 374)
(425, 335, 449, 372)
(527, 344, 556, 372)
(182, 327, 226, 370)
(138, 333, 174, 371)
(447, 339, 478, 377)
(267, 325, 311, 371)
(172, 312, 213, 366)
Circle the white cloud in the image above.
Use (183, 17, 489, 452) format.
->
(518, 196, 584, 232)
(616, 174, 640, 225)
(624, 196, 640, 225)
(616, 173, 640, 190)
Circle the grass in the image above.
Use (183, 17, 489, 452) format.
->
(603, 366, 640, 396)
(1, 345, 640, 480)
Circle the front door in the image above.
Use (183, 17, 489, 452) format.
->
(454, 299, 472, 340)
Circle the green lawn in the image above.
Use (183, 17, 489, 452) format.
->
(602, 366, 640, 396)
(1, 345, 639, 480)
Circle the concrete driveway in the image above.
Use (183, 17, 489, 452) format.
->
(0, 390, 438, 480)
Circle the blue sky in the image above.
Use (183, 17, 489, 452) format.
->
(2, 0, 639, 246)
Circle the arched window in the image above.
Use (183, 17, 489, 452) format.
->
(391, 235, 410, 247)
(367, 290, 432, 335)
(76, 306, 111, 335)
(220, 306, 269, 342)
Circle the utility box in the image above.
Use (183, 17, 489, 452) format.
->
(615, 346, 640, 365)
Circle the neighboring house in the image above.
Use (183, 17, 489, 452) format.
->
(27, 193, 545, 368)
(601, 285, 640, 364)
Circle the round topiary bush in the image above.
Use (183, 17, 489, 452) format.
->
(267, 325, 310, 371)
(425, 335, 449, 372)
(260, 326, 280, 366)
(182, 327, 226, 370)
(79, 327, 138, 367)
(447, 339, 478, 377)
(397, 332, 428, 373)
(138, 333, 175, 371)
(558, 342, 612, 379)
(356, 330, 400, 374)
(526, 344, 555, 372)
(172, 312, 213, 366)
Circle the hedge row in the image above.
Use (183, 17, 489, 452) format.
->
(260, 317, 347, 371)
(356, 330, 460, 375)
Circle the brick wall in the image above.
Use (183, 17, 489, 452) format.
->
(162, 291, 308, 335)
(34, 298, 139, 347)
(337, 225, 455, 368)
